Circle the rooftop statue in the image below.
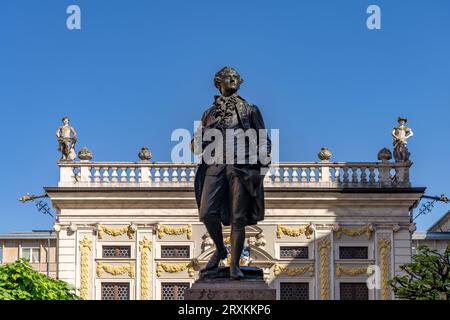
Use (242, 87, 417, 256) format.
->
(56, 116, 77, 161)
(392, 117, 413, 162)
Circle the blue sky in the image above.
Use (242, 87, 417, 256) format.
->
(0, 0, 449, 232)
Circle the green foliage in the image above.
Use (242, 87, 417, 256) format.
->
(389, 245, 450, 300)
(0, 258, 79, 300)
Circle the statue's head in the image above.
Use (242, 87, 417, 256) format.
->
(398, 117, 407, 125)
(62, 116, 70, 125)
(214, 66, 244, 96)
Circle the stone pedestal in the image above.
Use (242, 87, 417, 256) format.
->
(184, 266, 276, 300)
(184, 279, 276, 300)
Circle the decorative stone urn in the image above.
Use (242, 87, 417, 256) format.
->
(78, 147, 93, 161)
(318, 147, 332, 161)
(138, 147, 152, 161)
(377, 148, 392, 162)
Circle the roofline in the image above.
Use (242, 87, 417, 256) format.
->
(0, 231, 56, 240)
(412, 231, 450, 240)
(44, 186, 427, 193)
(427, 210, 450, 231)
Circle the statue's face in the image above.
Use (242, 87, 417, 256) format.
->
(218, 70, 241, 96)
(63, 118, 69, 125)
(399, 120, 405, 126)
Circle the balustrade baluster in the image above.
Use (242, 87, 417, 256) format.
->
(129, 168, 136, 182)
(361, 167, 367, 184)
(369, 167, 375, 184)
(283, 167, 290, 182)
(162, 167, 169, 182)
(111, 167, 118, 182)
(292, 167, 299, 182)
(180, 167, 187, 182)
(309, 167, 316, 182)
(172, 168, 179, 182)
(343, 167, 349, 184)
(120, 167, 127, 182)
(94, 167, 101, 182)
(351, 167, 358, 184)
(274, 167, 281, 182)
(300, 167, 307, 182)
(154, 168, 161, 182)
(334, 167, 340, 183)
(102, 167, 110, 183)
(189, 168, 195, 182)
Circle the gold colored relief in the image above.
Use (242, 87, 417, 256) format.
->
(96, 261, 136, 278)
(139, 237, 152, 300)
(334, 224, 373, 239)
(335, 264, 373, 277)
(274, 263, 314, 276)
(158, 224, 192, 240)
(318, 238, 331, 300)
(276, 223, 314, 239)
(224, 236, 231, 244)
(378, 238, 391, 300)
(97, 224, 135, 239)
(79, 236, 92, 300)
(156, 262, 195, 277)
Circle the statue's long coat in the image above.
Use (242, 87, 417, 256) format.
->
(193, 96, 271, 226)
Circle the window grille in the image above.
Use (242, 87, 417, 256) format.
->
(161, 283, 189, 300)
(339, 283, 369, 300)
(280, 283, 309, 300)
(280, 246, 308, 259)
(339, 246, 368, 259)
(101, 283, 130, 300)
(102, 246, 131, 258)
(161, 246, 190, 258)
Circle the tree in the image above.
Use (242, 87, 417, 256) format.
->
(0, 258, 79, 300)
(389, 245, 450, 300)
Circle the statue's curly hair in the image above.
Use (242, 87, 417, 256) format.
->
(62, 116, 70, 122)
(214, 66, 244, 89)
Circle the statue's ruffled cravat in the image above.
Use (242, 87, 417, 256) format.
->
(213, 94, 240, 128)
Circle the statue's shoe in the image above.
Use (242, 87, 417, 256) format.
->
(229, 265, 244, 280)
(203, 249, 227, 271)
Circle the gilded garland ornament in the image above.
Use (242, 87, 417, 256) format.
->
(97, 224, 136, 239)
(318, 238, 331, 300)
(139, 237, 152, 300)
(335, 264, 373, 277)
(96, 261, 136, 278)
(156, 262, 195, 277)
(158, 224, 192, 240)
(276, 223, 314, 239)
(378, 238, 391, 300)
(334, 224, 373, 239)
(274, 263, 314, 276)
(79, 236, 92, 300)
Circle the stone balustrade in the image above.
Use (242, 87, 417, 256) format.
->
(58, 161, 412, 188)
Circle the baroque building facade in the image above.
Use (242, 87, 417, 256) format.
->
(45, 149, 424, 300)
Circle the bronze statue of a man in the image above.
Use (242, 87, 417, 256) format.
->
(193, 67, 271, 279)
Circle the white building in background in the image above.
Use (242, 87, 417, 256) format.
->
(43, 143, 425, 300)
(0, 231, 57, 278)
(412, 210, 450, 254)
